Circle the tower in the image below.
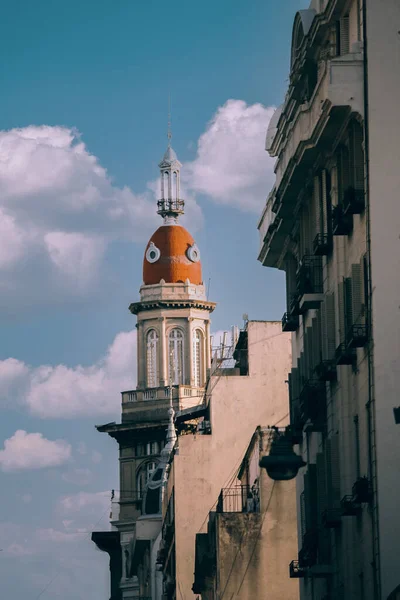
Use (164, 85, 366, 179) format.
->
(92, 137, 216, 600)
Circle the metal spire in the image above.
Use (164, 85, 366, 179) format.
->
(167, 94, 172, 146)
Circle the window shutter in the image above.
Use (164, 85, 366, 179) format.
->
(351, 264, 363, 325)
(345, 277, 354, 335)
(312, 316, 321, 371)
(306, 465, 318, 531)
(314, 175, 322, 235)
(326, 292, 336, 359)
(338, 281, 346, 344)
(316, 452, 330, 563)
(326, 434, 341, 507)
(300, 490, 306, 542)
(340, 16, 350, 55)
(350, 122, 365, 192)
(321, 169, 328, 235)
(307, 328, 313, 378)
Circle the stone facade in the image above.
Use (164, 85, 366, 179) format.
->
(258, 1, 400, 598)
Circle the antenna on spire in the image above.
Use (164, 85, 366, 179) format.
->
(167, 94, 172, 146)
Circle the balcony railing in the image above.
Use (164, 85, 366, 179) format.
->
(121, 385, 204, 405)
(352, 476, 371, 503)
(299, 379, 326, 425)
(343, 187, 365, 215)
(289, 294, 301, 316)
(313, 233, 332, 256)
(346, 323, 368, 348)
(216, 485, 259, 514)
(341, 495, 361, 516)
(315, 359, 337, 382)
(289, 560, 306, 578)
(322, 508, 342, 529)
(296, 256, 324, 312)
(332, 205, 353, 236)
(335, 343, 356, 366)
(282, 311, 299, 332)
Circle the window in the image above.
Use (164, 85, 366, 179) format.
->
(146, 441, 158, 456)
(192, 329, 203, 387)
(168, 328, 184, 384)
(137, 461, 158, 498)
(146, 329, 159, 388)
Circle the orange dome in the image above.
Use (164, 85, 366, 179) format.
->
(143, 225, 202, 285)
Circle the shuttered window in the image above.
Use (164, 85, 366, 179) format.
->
(349, 121, 365, 193)
(321, 292, 336, 360)
(326, 434, 341, 507)
(344, 277, 353, 338)
(351, 264, 363, 325)
(339, 16, 350, 55)
(338, 281, 346, 344)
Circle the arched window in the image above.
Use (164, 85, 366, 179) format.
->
(168, 328, 184, 385)
(146, 330, 159, 388)
(193, 329, 203, 387)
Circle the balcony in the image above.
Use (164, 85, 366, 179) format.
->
(313, 233, 332, 257)
(335, 343, 356, 366)
(216, 485, 259, 514)
(346, 323, 368, 348)
(282, 311, 299, 332)
(289, 560, 306, 578)
(299, 379, 326, 425)
(271, 54, 364, 205)
(315, 360, 337, 382)
(322, 508, 342, 529)
(332, 204, 353, 236)
(341, 495, 361, 516)
(343, 186, 365, 215)
(352, 476, 371, 503)
(289, 294, 301, 316)
(296, 256, 324, 312)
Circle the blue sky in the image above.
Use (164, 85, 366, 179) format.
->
(0, 0, 307, 598)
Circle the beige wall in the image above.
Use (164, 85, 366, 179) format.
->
(216, 478, 298, 599)
(366, 0, 400, 597)
(166, 321, 293, 598)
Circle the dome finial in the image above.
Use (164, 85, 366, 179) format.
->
(167, 93, 172, 147)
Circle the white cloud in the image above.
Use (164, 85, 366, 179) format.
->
(0, 328, 136, 418)
(185, 99, 276, 212)
(36, 528, 82, 543)
(58, 491, 110, 515)
(76, 442, 87, 455)
(62, 468, 93, 486)
(0, 430, 71, 472)
(91, 450, 102, 464)
(21, 494, 32, 504)
(0, 124, 206, 310)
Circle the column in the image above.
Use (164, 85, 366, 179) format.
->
(187, 317, 194, 386)
(137, 321, 145, 389)
(159, 316, 166, 387)
(205, 318, 211, 371)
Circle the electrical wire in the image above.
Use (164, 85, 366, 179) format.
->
(234, 481, 277, 597)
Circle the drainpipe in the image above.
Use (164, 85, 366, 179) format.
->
(362, 1, 381, 597)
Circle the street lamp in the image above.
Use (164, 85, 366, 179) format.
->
(259, 427, 306, 481)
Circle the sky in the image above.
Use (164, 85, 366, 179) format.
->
(0, 0, 308, 597)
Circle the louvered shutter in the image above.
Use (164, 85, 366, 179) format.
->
(326, 292, 336, 359)
(340, 16, 350, 55)
(307, 328, 313, 378)
(351, 264, 363, 325)
(326, 434, 341, 507)
(300, 490, 306, 542)
(321, 170, 328, 235)
(314, 175, 322, 236)
(345, 277, 354, 335)
(338, 281, 346, 344)
(306, 465, 318, 530)
(350, 121, 365, 193)
(316, 452, 330, 563)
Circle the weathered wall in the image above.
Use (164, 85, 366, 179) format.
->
(366, 0, 400, 597)
(216, 479, 298, 599)
(169, 321, 294, 598)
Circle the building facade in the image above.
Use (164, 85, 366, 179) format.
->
(257, 1, 400, 599)
(159, 320, 297, 599)
(92, 139, 216, 600)
(193, 425, 298, 600)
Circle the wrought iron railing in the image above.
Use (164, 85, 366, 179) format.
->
(296, 255, 323, 296)
(216, 485, 259, 513)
